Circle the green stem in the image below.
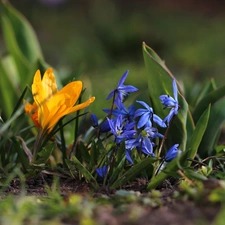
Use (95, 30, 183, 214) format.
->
(59, 119, 67, 165)
(109, 91, 116, 119)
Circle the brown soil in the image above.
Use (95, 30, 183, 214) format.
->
(4, 175, 222, 225)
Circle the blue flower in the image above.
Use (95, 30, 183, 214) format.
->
(134, 101, 166, 128)
(90, 113, 98, 128)
(165, 144, 182, 162)
(106, 70, 138, 109)
(96, 165, 108, 178)
(159, 79, 179, 125)
(103, 103, 136, 122)
(107, 115, 136, 143)
(125, 126, 164, 157)
(90, 114, 111, 133)
(144, 126, 164, 139)
(139, 134, 154, 156)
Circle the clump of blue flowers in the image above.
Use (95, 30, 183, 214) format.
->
(92, 71, 181, 179)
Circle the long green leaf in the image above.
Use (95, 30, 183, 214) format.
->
(1, 1, 43, 62)
(142, 43, 194, 150)
(192, 83, 225, 157)
(108, 156, 126, 186)
(111, 157, 157, 189)
(192, 84, 225, 122)
(199, 99, 225, 157)
(0, 60, 18, 118)
(1, 1, 44, 84)
(186, 105, 210, 162)
(194, 79, 216, 108)
(71, 155, 99, 190)
(1, 13, 30, 81)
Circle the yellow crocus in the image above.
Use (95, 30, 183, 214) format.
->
(24, 68, 95, 132)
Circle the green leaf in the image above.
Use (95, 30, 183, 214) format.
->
(1, 1, 44, 85)
(33, 142, 56, 165)
(1, 1, 43, 62)
(142, 43, 194, 150)
(192, 84, 225, 157)
(71, 155, 99, 190)
(111, 157, 157, 189)
(184, 169, 207, 181)
(147, 151, 188, 190)
(0, 59, 18, 118)
(1, 12, 30, 82)
(78, 141, 91, 164)
(194, 78, 216, 108)
(0, 106, 24, 136)
(199, 98, 225, 157)
(90, 141, 99, 167)
(186, 105, 210, 162)
(108, 156, 126, 186)
(192, 84, 225, 122)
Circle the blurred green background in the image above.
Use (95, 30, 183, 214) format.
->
(1, 0, 225, 117)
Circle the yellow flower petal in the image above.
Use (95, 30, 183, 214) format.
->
(32, 68, 58, 106)
(54, 81, 82, 107)
(68, 96, 95, 114)
(24, 101, 40, 129)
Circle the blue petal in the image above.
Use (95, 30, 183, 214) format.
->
(134, 108, 148, 118)
(99, 120, 111, 133)
(163, 108, 176, 125)
(118, 70, 129, 87)
(126, 150, 134, 164)
(90, 114, 98, 128)
(172, 79, 178, 102)
(125, 138, 137, 150)
(136, 100, 153, 112)
(137, 113, 150, 128)
(142, 138, 154, 155)
(165, 144, 181, 162)
(106, 90, 115, 100)
(153, 114, 167, 128)
(119, 85, 138, 92)
(96, 165, 108, 178)
(107, 117, 116, 135)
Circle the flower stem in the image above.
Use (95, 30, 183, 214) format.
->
(154, 159, 165, 176)
(109, 91, 116, 119)
(157, 116, 175, 158)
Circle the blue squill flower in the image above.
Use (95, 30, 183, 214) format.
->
(144, 126, 164, 139)
(107, 115, 136, 143)
(103, 103, 136, 122)
(96, 165, 108, 178)
(125, 131, 154, 157)
(90, 113, 99, 128)
(134, 101, 166, 128)
(165, 144, 181, 162)
(136, 132, 155, 156)
(159, 79, 179, 125)
(106, 70, 138, 109)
